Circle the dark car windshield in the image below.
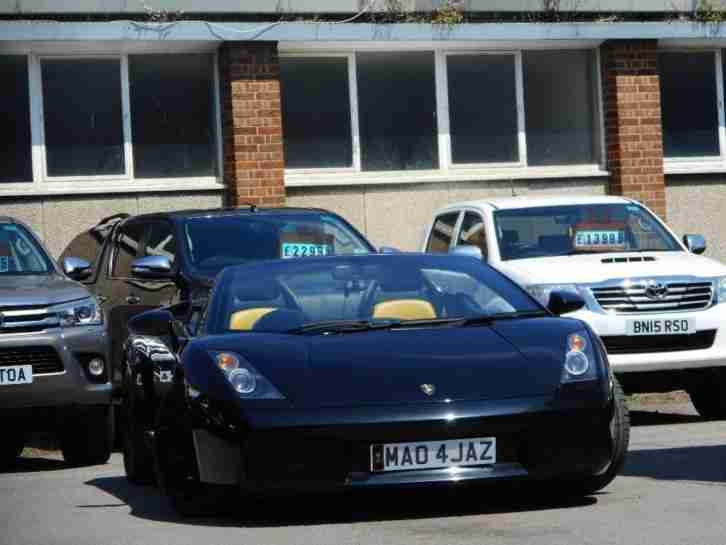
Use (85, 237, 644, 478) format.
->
(204, 255, 541, 335)
(183, 213, 372, 275)
(494, 203, 681, 261)
(0, 223, 53, 275)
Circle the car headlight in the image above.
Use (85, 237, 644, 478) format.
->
(51, 297, 103, 327)
(526, 284, 581, 307)
(211, 351, 285, 400)
(562, 331, 599, 383)
(716, 277, 726, 304)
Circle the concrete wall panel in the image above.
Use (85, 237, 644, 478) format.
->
(0, 199, 44, 238)
(136, 192, 223, 215)
(287, 186, 366, 235)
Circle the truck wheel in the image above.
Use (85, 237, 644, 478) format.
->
(61, 405, 114, 467)
(0, 431, 24, 468)
(122, 371, 155, 484)
(688, 372, 726, 419)
(556, 377, 630, 496)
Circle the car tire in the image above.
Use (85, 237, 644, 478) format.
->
(0, 430, 24, 468)
(60, 405, 114, 467)
(556, 376, 630, 497)
(122, 370, 155, 485)
(687, 370, 726, 419)
(153, 383, 232, 517)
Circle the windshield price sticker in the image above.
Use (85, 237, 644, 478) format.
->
(573, 229, 626, 250)
(281, 243, 331, 259)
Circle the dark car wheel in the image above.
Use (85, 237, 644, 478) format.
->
(556, 376, 630, 497)
(0, 431, 24, 468)
(153, 383, 233, 517)
(60, 405, 114, 467)
(687, 370, 726, 419)
(122, 371, 155, 485)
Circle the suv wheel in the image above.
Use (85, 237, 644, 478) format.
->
(60, 406, 114, 467)
(122, 370, 155, 484)
(688, 370, 726, 419)
(0, 430, 24, 468)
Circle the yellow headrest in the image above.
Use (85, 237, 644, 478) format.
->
(372, 299, 436, 321)
(229, 308, 277, 331)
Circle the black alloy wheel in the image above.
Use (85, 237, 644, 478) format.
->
(60, 405, 114, 467)
(0, 430, 25, 469)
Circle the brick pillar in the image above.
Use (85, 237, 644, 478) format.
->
(219, 42, 285, 207)
(601, 40, 666, 219)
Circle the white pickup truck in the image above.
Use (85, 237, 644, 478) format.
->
(422, 195, 726, 418)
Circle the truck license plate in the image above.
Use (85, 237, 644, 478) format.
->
(0, 365, 33, 386)
(626, 318, 694, 336)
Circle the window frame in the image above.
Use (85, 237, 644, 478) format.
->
(0, 46, 224, 194)
(281, 44, 607, 187)
(659, 47, 726, 172)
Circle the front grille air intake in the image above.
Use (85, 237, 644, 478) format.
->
(591, 281, 713, 314)
(0, 346, 64, 374)
(602, 330, 716, 354)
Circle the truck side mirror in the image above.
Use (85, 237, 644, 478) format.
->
(131, 255, 174, 279)
(62, 257, 92, 281)
(683, 234, 706, 255)
(450, 245, 484, 260)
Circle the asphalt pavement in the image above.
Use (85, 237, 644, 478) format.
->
(2, 400, 726, 545)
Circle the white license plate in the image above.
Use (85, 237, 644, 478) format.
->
(626, 318, 695, 336)
(370, 437, 496, 473)
(0, 365, 33, 386)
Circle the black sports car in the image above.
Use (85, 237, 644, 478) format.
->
(127, 254, 629, 515)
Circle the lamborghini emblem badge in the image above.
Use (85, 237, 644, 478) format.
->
(420, 383, 436, 397)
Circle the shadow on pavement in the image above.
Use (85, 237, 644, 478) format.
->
(0, 456, 67, 474)
(85, 477, 597, 527)
(623, 444, 726, 483)
(629, 410, 706, 427)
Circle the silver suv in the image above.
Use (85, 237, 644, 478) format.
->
(0, 218, 112, 467)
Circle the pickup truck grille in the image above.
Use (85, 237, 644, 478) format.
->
(0, 306, 59, 334)
(591, 281, 713, 314)
(0, 346, 64, 374)
(602, 330, 717, 354)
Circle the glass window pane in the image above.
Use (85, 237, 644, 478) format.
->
(130, 54, 216, 178)
(456, 211, 488, 258)
(281, 57, 352, 169)
(357, 52, 438, 171)
(0, 56, 32, 183)
(113, 221, 145, 277)
(426, 212, 459, 253)
(41, 59, 125, 177)
(523, 50, 598, 166)
(447, 55, 518, 164)
(660, 52, 719, 158)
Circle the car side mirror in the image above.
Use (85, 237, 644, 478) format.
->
(548, 290, 585, 316)
(62, 257, 92, 281)
(450, 245, 484, 260)
(128, 308, 175, 337)
(131, 255, 174, 279)
(683, 234, 706, 255)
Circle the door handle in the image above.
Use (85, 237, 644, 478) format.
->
(126, 295, 141, 305)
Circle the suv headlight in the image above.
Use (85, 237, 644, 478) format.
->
(716, 277, 726, 304)
(52, 297, 103, 327)
(211, 351, 285, 400)
(526, 284, 581, 307)
(562, 331, 599, 383)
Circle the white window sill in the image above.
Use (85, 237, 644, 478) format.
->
(664, 161, 726, 176)
(0, 178, 226, 198)
(285, 165, 609, 188)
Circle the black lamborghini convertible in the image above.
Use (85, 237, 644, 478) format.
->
(126, 253, 629, 515)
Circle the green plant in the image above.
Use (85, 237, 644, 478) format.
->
(694, 0, 726, 23)
(431, 1, 465, 26)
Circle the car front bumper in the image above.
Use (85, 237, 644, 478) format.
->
(188, 391, 616, 493)
(569, 304, 726, 373)
(0, 325, 112, 416)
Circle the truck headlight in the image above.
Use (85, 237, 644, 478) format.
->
(526, 284, 581, 307)
(52, 297, 103, 327)
(717, 277, 726, 304)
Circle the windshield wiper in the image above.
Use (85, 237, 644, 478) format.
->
(286, 319, 402, 335)
(459, 310, 549, 326)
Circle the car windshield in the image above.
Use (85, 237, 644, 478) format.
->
(183, 212, 372, 275)
(205, 255, 542, 335)
(493, 203, 681, 261)
(0, 223, 53, 275)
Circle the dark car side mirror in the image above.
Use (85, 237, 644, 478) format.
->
(131, 255, 174, 280)
(683, 234, 706, 255)
(548, 290, 586, 316)
(128, 308, 175, 337)
(62, 257, 92, 281)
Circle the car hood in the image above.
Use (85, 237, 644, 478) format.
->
(495, 252, 726, 286)
(192, 318, 584, 409)
(0, 274, 90, 307)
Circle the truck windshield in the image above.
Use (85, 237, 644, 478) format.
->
(0, 223, 53, 274)
(184, 213, 373, 275)
(494, 203, 681, 261)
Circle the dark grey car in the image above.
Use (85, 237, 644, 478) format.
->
(0, 217, 112, 467)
